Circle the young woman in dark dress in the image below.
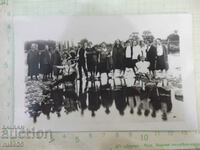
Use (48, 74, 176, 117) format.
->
(112, 39, 125, 77)
(86, 42, 98, 80)
(97, 42, 112, 79)
(146, 39, 157, 78)
(155, 38, 169, 74)
(99, 80, 113, 115)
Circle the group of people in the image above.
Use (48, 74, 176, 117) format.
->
(26, 37, 172, 122)
(76, 38, 169, 81)
(27, 44, 62, 81)
(27, 37, 169, 83)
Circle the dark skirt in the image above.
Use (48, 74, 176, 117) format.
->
(132, 59, 138, 67)
(97, 60, 111, 73)
(156, 55, 166, 70)
(87, 54, 98, 72)
(87, 60, 97, 72)
(28, 63, 39, 76)
(113, 60, 125, 70)
(41, 64, 51, 75)
(148, 60, 156, 71)
(125, 58, 133, 68)
(49, 65, 53, 73)
(112, 54, 125, 70)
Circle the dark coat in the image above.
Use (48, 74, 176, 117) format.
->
(27, 50, 39, 76)
(98, 48, 111, 73)
(78, 47, 87, 64)
(51, 50, 62, 75)
(156, 45, 168, 70)
(146, 45, 157, 71)
(51, 50, 61, 65)
(124, 46, 133, 68)
(86, 47, 98, 72)
(40, 49, 51, 74)
(40, 49, 51, 65)
(112, 44, 125, 70)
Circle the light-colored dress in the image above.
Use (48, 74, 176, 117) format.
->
(136, 61, 150, 74)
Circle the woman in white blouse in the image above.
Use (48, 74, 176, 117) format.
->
(139, 40, 147, 59)
(132, 40, 141, 75)
(124, 40, 133, 74)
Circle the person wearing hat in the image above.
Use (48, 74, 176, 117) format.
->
(27, 43, 40, 80)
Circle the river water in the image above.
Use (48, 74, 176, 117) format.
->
(15, 54, 184, 131)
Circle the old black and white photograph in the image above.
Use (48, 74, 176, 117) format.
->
(14, 15, 198, 131)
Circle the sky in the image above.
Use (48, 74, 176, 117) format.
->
(14, 15, 184, 45)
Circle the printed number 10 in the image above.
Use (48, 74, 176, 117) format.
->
(141, 134, 148, 141)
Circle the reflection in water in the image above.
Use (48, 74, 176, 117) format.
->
(113, 79, 127, 116)
(78, 80, 88, 115)
(63, 84, 78, 115)
(100, 80, 113, 115)
(88, 81, 101, 117)
(26, 77, 172, 123)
